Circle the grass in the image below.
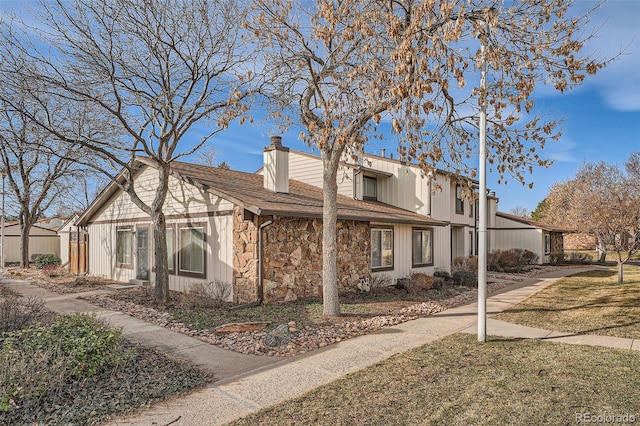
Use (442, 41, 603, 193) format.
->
(494, 265, 640, 339)
(230, 334, 640, 426)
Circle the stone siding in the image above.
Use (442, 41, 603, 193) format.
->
(232, 208, 371, 304)
(262, 217, 371, 303)
(232, 207, 260, 304)
(550, 232, 564, 255)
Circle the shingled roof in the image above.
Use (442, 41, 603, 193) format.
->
(495, 211, 572, 233)
(155, 158, 444, 226)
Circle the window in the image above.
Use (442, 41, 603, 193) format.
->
(363, 176, 377, 200)
(455, 184, 464, 215)
(544, 234, 551, 254)
(179, 225, 205, 277)
(116, 227, 133, 268)
(412, 228, 434, 267)
(166, 227, 175, 274)
(371, 227, 393, 270)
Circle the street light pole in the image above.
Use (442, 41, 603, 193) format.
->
(477, 24, 488, 343)
(1, 171, 5, 274)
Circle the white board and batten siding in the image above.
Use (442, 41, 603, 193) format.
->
(85, 166, 234, 297)
(370, 223, 450, 283)
(494, 215, 546, 264)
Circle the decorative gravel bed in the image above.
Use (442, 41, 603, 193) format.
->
(14, 265, 572, 358)
(81, 279, 519, 357)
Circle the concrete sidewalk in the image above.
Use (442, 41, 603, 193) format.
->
(2, 266, 636, 425)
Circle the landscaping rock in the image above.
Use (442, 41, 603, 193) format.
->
(264, 323, 292, 347)
(214, 322, 271, 334)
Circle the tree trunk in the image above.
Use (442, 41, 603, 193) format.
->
(152, 210, 170, 304)
(322, 152, 341, 317)
(20, 221, 30, 268)
(618, 261, 624, 284)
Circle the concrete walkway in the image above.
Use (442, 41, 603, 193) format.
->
(1, 266, 637, 425)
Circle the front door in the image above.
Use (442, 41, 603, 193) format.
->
(136, 227, 149, 280)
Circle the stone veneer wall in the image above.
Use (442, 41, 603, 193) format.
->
(233, 207, 260, 304)
(232, 207, 371, 304)
(550, 232, 564, 255)
(262, 217, 371, 303)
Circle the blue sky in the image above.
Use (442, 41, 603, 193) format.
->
(2, 0, 638, 215)
(199, 0, 640, 215)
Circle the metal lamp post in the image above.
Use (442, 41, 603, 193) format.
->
(477, 21, 489, 343)
(1, 171, 5, 273)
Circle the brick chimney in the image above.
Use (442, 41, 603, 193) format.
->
(263, 135, 289, 193)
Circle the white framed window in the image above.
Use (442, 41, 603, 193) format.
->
(544, 233, 551, 254)
(455, 184, 464, 215)
(166, 226, 175, 274)
(412, 228, 434, 267)
(371, 227, 393, 270)
(116, 227, 133, 268)
(179, 225, 205, 278)
(363, 176, 378, 200)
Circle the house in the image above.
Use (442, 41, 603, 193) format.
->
(274, 145, 564, 268)
(492, 212, 567, 263)
(2, 218, 62, 265)
(75, 136, 445, 303)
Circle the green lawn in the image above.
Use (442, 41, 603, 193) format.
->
(494, 265, 640, 339)
(230, 334, 640, 425)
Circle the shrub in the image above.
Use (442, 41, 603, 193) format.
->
(369, 273, 393, 291)
(565, 252, 593, 264)
(487, 249, 538, 272)
(397, 273, 435, 294)
(0, 296, 54, 333)
(181, 280, 231, 309)
(452, 256, 477, 274)
(5, 313, 126, 379)
(0, 314, 128, 414)
(34, 254, 61, 270)
(549, 252, 564, 265)
(452, 271, 477, 287)
(41, 264, 65, 277)
(433, 269, 451, 289)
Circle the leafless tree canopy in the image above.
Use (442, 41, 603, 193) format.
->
(0, 0, 255, 302)
(543, 156, 640, 283)
(248, 0, 611, 315)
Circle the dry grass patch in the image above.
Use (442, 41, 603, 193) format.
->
(494, 266, 640, 339)
(231, 334, 640, 426)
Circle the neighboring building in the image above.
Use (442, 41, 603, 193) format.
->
(2, 219, 62, 265)
(493, 212, 567, 263)
(75, 137, 444, 303)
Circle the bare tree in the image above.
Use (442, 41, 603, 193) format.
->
(194, 146, 219, 168)
(544, 157, 640, 283)
(509, 206, 530, 218)
(0, 96, 87, 267)
(249, 0, 611, 316)
(0, 0, 255, 303)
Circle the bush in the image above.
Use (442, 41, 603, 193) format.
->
(1, 314, 127, 413)
(549, 252, 564, 265)
(452, 256, 477, 274)
(41, 264, 65, 277)
(5, 313, 126, 379)
(181, 280, 231, 309)
(0, 295, 54, 333)
(565, 252, 593, 264)
(34, 254, 61, 270)
(369, 274, 393, 291)
(487, 249, 538, 272)
(452, 271, 477, 287)
(432, 269, 451, 289)
(396, 273, 435, 294)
